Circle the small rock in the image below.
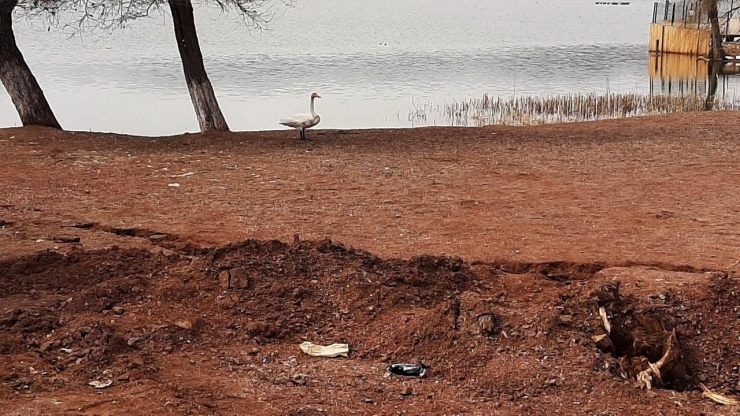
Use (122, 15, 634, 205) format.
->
(559, 315, 573, 323)
(39, 341, 52, 352)
(291, 374, 306, 386)
(88, 379, 112, 389)
(174, 320, 192, 330)
(127, 337, 140, 347)
(477, 314, 497, 336)
(230, 268, 250, 289)
(128, 356, 145, 369)
(112, 306, 125, 315)
(117, 373, 130, 382)
(401, 386, 413, 396)
(218, 270, 231, 290)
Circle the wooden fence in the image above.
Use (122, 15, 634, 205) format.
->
(649, 23, 711, 56)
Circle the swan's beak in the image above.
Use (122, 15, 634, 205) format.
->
(316, 94, 322, 99)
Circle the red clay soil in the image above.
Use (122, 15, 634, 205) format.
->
(1, 112, 740, 415)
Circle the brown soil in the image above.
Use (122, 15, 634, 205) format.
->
(1, 112, 740, 415)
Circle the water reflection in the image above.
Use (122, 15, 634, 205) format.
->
(648, 53, 739, 102)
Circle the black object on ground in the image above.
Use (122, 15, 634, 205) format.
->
(388, 363, 429, 377)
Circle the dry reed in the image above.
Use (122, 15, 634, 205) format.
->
(411, 92, 740, 127)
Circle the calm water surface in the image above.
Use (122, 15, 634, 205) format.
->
(0, 0, 718, 135)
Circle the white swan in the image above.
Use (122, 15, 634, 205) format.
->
(279, 93, 321, 140)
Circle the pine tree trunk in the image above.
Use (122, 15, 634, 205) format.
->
(168, 0, 229, 132)
(0, 0, 61, 129)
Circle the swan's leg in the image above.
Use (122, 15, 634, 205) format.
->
(300, 129, 306, 140)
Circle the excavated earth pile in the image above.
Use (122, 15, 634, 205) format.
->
(1, 238, 739, 414)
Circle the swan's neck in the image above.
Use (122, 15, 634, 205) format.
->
(310, 97, 317, 117)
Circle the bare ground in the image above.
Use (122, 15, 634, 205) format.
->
(1, 112, 740, 415)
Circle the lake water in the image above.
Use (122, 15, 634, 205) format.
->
(0, 0, 732, 135)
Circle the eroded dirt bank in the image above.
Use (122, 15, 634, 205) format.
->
(1, 237, 738, 415)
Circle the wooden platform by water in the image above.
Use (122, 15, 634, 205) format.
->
(649, 22, 711, 56)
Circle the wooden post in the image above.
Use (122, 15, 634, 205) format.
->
(697, 9, 701, 29)
(653, 1, 658, 23)
(697, 36, 701, 56)
(661, 25, 666, 54)
(664, 0, 669, 21)
(726, 0, 733, 36)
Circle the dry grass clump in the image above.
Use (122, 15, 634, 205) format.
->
(411, 92, 740, 127)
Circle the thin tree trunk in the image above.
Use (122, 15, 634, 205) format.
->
(0, 0, 61, 129)
(707, 0, 725, 60)
(168, 0, 229, 132)
(704, 60, 721, 110)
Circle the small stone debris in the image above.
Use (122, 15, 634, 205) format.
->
(401, 386, 413, 396)
(477, 314, 497, 335)
(88, 379, 113, 389)
(174, 320, 192, 330)
(171, 171, 196, 178)
(290, 374, 307, 386)
(219, 270, 231, 290)
(52, 236, 80, 243)
(219, 268, 250, 290)
(128, 356, 145, 369)
(230, 268, 250, 289)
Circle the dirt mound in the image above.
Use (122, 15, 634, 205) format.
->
(1, 239, 739, 414)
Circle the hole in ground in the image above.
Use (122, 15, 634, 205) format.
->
(592, 287, 692, 392)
